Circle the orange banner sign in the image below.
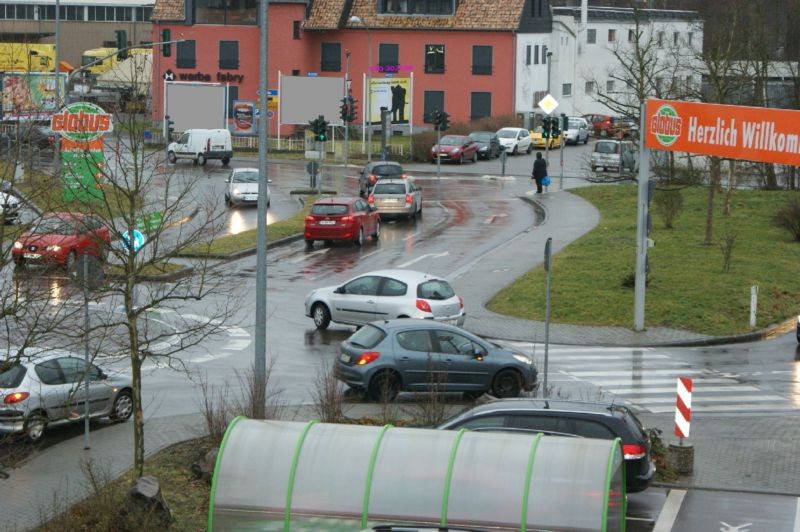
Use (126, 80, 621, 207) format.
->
(645, 98, 800, 166)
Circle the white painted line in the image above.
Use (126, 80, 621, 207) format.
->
(648, 403, 794, 413)
(568, 377, 736, 386)
(360, 248, 383, 259)
(545, 354, 669, 361)
(397, 251, 449, 268)
(610, 385, 760, 394)
(288, 248, 329, 263)
(403, 231, 422, 241)
(639, 394, 786, 404)
(793, 497, 800, 532)
(499, 342, 654, 354)
(221, 339, 252, 351)
(652, 489, 686, 532)
(569, 369, 703, 377)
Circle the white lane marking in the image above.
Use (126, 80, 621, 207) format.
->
(360, 249, 383, 259)
(541, 353, 670, 361)
(288, 248, 329, 263)
(404, 230, 422, 241)
(793, 497, 800, 532)
(649, 403, 796, 413)
(610, 385, 762, 394)
(566, 377, 736, 386)
(568, 369, 704, 377)
(397, 251, 449, 268)
(221, 339, 252, 351)
(484, 213, 508, 224)
(652, 489, 686, 532)
(636, 395, 786, 405)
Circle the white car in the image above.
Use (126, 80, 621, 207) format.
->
(496, 127, 532, 155)
(565, 117, 590, 145)
(0, 192, 20, 224)
(304, 269, 466, 330)
(224, 167, 269, 208)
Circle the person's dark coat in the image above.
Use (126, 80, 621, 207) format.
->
(532, 157, 548, 180)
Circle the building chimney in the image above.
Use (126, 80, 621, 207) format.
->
(581, 0, 588, 27)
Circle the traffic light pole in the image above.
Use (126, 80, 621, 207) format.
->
(344, 50, 350, 171)
(544, 117, 551, 165)
(436, 125, 441, 180)
(634, 103, 649, 331)
(559, 127, 565, 190)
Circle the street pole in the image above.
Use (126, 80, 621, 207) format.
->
(634, 102, 649, 331)
(254, 0, 269, 418)
(559, 123, 565, 190)
(54, 0, 61, 177)
(545, 51, 553, 166)
(436, 125, 441, 180)
(543, 237, 552, 398)
(366, 27, 372, 163)
(82, 255, 90, 450)
(344, 49, 350, 171)
(545, 117, 550, 165)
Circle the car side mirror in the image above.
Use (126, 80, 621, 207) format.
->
(334, 286, 345, 294)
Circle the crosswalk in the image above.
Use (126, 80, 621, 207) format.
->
(500, 343, 796, 415)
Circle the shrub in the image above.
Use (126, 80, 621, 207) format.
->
(718, 229, 737, 273)
(771, 197, 800, 241)
(653, 188, 684, 229)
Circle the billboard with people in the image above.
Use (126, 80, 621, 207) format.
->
(1, 72, 67, 121)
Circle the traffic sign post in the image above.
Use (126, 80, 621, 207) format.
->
(542, 237, 553, 398)
(122, 229, 145, 252)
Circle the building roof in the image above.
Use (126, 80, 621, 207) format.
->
(553, 6, 700, 23)
(152, 0, 184, 21)
(305, 0, 527, 31)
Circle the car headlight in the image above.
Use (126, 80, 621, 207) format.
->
(232, 188, 241, 195)
(453, 148, 460, 154)
(46, 245, 61, 252)
(13, 241, 22, 249)
(513, 354, 533, 365)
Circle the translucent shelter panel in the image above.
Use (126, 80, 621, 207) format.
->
(526, 437, 621, 531)
(445, 431, 533, 529)
(291, 423, 383, 520)
(606, 451, 625, 532)
(367, 427, 459, 524)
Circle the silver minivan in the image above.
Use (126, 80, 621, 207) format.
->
(591, 140, 638, 173)
(368, 178, 422, 219)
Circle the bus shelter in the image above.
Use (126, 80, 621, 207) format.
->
(208, 419, 626, 531)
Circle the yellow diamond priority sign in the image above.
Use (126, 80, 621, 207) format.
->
(538, 94, 559, 115)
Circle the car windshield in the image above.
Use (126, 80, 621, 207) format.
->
(417, 279, 455, 300)
(470, 133, 491, 142)
(439, 136, 463, 146)
(595, 142, 619, 154)
(497, 129, 517, 139)
(232, 170, 258, 183)
(533, 126, 544, 134)
(373, 165, 403, 177)
(374, 183, 406, 195)
(31, 216, 74, 235)
(0, 361, 26, 388)
(569, 120, 582, 128)
(311, 204, 349, 215)
(346, 324, 386, 349)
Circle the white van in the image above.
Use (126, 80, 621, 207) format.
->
(167, 129, 232, 166)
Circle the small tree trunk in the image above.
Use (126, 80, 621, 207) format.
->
(724, 159, 734, 215)
(704, 156, 721, 245)
(765, 163, 778, 190)
(126, 275, 145, 478)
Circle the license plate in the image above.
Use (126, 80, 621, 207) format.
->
(319, 220, 336, 225)
(339, 353, 351, 363)
(24, 253, 41, 259)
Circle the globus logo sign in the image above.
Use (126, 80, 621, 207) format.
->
(650, 104, 682, 147)
(50, 102, 113, 142)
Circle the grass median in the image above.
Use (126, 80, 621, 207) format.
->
(489, 185, 800, 336)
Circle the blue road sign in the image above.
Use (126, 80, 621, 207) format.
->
(307, 72, 318, 77)
(122, 229, 145, 252)
(267, 89, 278, 96)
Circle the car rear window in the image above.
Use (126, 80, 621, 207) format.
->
(617, 407, 648, 439)
(311, 204, 349, 215)
(417, 280, 455, 300)
(0, 362, 26, 388)
(595, 142, 619, 154)
(346, 324, 386, 349)
(373, 183, 406, 195)
(374, 165, 403, 177)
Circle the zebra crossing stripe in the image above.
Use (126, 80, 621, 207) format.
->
(674, 377, 692, 438)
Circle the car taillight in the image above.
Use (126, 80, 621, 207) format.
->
(304, 215, 314, 222)
(4, 392, 29, 404)
(457, 296, 464, 309)
(369, 174, 377, 184)
(341, 216, 353, 223)
(416, 299, 432, 313)
(405, 194, 412, 204)
(622, 444, 647, 460)
(401, 174, 408, 179)
(367, 194, 374, 204)
(356, 352, 380, 365)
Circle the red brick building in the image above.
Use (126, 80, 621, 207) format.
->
(151, 0, 542, 135)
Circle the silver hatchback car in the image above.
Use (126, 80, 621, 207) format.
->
(0, 351, 133, 442)
(368, 178, 422, 219)
(224, 167, 270, 208)
(304, 269, 465, 330)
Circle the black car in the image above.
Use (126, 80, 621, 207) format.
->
(437, 398, 655, 492)
(468, 131, 500, 159)
(358, 161, 406, 197)
(12, 123, 55, 150)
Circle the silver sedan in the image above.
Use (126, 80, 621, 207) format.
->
(224, 167, 270, 208)
(368, 178, 422, 219)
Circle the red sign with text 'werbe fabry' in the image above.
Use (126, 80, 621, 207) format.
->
(645, 98, 800, 166)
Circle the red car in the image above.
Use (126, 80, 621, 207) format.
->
(430, 134, 479, 164)
(304, 197, 380, 249)
(12, 212, 111, 269)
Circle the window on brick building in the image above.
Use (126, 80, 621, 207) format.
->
(321, 42, 341, 72)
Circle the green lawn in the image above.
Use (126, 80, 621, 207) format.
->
(489, 186, 800, 336)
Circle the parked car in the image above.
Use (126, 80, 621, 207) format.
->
(304, 269, 465, 330)
(609, 116, 639, 139)
(496, 127, 532, 155)
(358, 161, 406, 197)
(336, 320, 537, 401)
(368, 178, 422, 219)
(564, 117, 590, 145)
(583, 114, 613, 137)
(0, 349, 133, 442)
(304, 196, 380, 249)
(224, 167, 269, 208)
(0, 192, 20, 224)
(167, 128, 232, 166)
(12, 123, 55, 150)
(530, 126, 562, 150)
(430, 134, 479, 164)
(468, 131, 501, 159)
(591, 139, 638, 173)
(12, 212, 110, 269)
(437, 398, 655, 492)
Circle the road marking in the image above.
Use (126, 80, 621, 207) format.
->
(634, 394, 785, 404)
(288, 248, 329, 263)
(648, 403, 796, 413)
(484, 213, 508, 224)
(652, 489, 686, 532)
(611, 385, 761, 394)
(569, 377, 736, 386)
(397, 251, 449, 268)
(568, 368, 704, 377)
(794, 497, 800, 532)
(360, 249, 383, 259)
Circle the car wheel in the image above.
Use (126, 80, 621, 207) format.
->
(312, 303, 331, 329)
(368, 371, 400, 402)
(225, 195, 231, 207)
(472, 152, 478, 163)
(167, 151, 177, 164)
(197, 153, 206, 166)
(372, 220, 380, 241)
(459, 154, 464, 164)
(65, 250, 77, 271)
(492, 369, 522, 398)
(14, 259, 25, 269)
(305, 239, 314, 250)
(512, 145, 518, 155)
(354, 227, 364, 247)
(24, 413, 46, 443)
(109, 390, 133, 422)
(526, 144, 532, 154)
(221, 156, 231, 166)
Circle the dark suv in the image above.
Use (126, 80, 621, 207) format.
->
(437, 398, 655, 492)
(359, 161, 406, 197)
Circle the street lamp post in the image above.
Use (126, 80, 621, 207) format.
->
(344, 49, 350, 170)
(349, 16, 372, 162)
(545, 51, 553, 164)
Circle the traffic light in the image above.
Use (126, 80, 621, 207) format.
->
(115, 30, 128, 60)
(340, 98, 349, 122)
(431, 110, 441, 129)
(346, 96, 358, 123)
(561, 113, 569, 131)
(165, 115, 175, 141)
(432, 110, 450, 131)
(551, 116, 561, 139)
(162, 29, 171, 57)
(542, 117, 551, 139)
(309, 115, 328, 142)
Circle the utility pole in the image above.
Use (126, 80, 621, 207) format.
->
(634, 103, 649, 331)
(344, 49, 350, 170)
(54, 0, 61, 177)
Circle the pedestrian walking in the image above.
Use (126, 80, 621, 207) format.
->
(532, 151, 548, 193)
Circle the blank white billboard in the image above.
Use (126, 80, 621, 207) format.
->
(165, 82, 226, 132)
(280, 76, 345, 126)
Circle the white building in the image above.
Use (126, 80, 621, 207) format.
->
(516, 2, 703, 123)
